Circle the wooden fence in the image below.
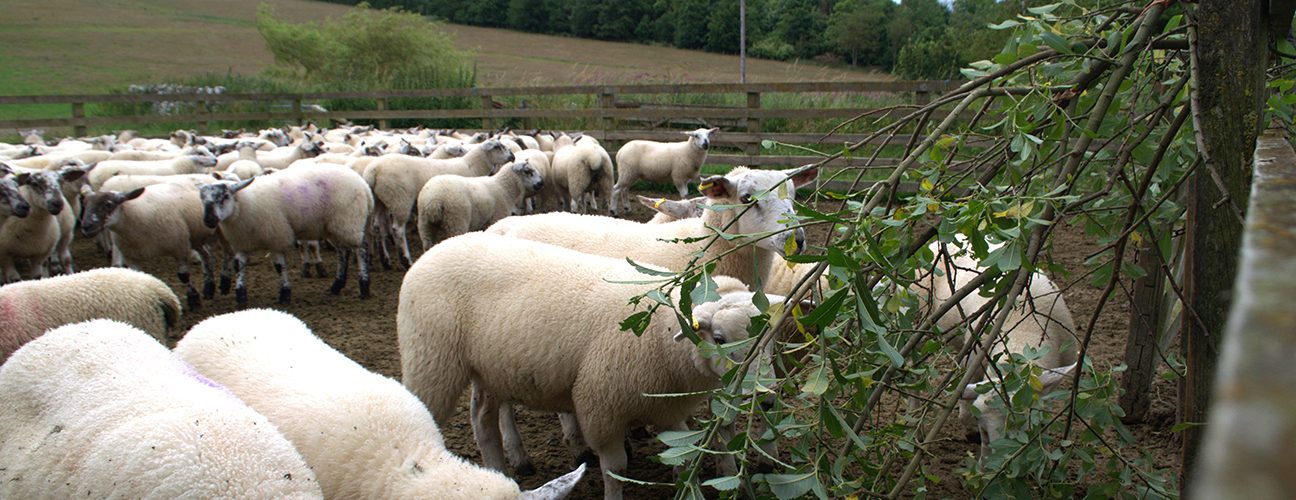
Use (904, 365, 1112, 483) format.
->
(1192, 127, 1296, 497)
(0, 80, 958, 171)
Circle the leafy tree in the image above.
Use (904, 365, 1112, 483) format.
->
(704, 0, 742, 54)
(667, 0, 712, 49)
(506, 0, 551, 33)
(773, 0, 830, 58)
(888, 0, 949, 65)
(825, 0, 894, 66)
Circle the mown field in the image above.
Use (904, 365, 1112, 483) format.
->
(0, 0, 884, 98)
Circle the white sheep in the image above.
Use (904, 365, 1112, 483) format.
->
(224, 140, 265, 180)
(612, 127, 717, 214)
(80, 181, 222, 309)
(549, 133, 614, 214)
(0, 168, 80, 282)
(636, 193, 829, 298)
(415, 160, 544, 249)
(399, 232, 782, 500)
(916, 242, 1080, 458)
(0, 268, 180, 361)
(198, 164, 373, 307)
(362, 139, 514, 268)
(88, 153, 218, 189)
(174, 309, 585, 499)
(214, 137, 323, 171)
(0, 320, 321, 498)
(488, 166, 818, 289)
(0, 170, 30, 220)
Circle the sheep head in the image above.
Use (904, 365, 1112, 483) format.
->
(685, 127, 719, 150)
(509, 160, 544, 194)
(199, 178, 254, 229)
(79, 187, 145, 237)
(698, 166, 818, 257)
(960, 362, 1076, 460)
(15, 170, 66, 215)
(0, 174, 30, 219)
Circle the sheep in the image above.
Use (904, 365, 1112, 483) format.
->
(251, 138, 327, 171)
(415, 160, 544, 249)
(612, 127, 717, 214)
(87, 152, 218, 189)
(549, 133, 614, 214)
(636, 193, 829, 298)
(0, 168, 81, 282)
(0, 169, 31, 219)
(224, 140, 265, 180)
(516, 149, 560, 212)
(362, 139, 514, 268)
(916, 241, 1080, 459)
(198, 164, 373, 308)
(5, 148, 110, 170)
(174, 309, 585, 499)
(0, 320, 321, 498)
(80, 182, 222, 309)
(488, 166, 818, 290)
(0, 267, 180, 362)
(399, 232, 785, 500)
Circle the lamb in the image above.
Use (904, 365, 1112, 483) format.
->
(88, 152, 219, 189)
(399, 232, 783, 500)
(214, 138, 323, 171)
(0, 168, 81, 282)
(515, 149, 560, 212)
(80, 182, 222, 309)
(637, 194, 705, 223)
(488, 166, 817, 289)
(612, 127, 717, 214)
(224, 140, 265, 180)
(0, 267, 180, 362)
(0, 170, 30, 219)
(0, 320, 321, 498)
(415, 160, 544, 249)
(917, 241, 1080, 459)
(198, 164, 373, 307)
(174, 309, 584, 499)
(362, 139, 514, 268)
(549, 133, 614, 214)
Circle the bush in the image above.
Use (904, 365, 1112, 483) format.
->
(893, 35, 963, 80)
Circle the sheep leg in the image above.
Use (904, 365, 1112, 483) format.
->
(469, 383, 509, 473)
(274, 254, 291, 304)
(373, 206, 393, 270)
(300, 243, 313, 278)
(498, 404, 535, 476)
(314, 244, 326, 279)
(392, 223, 413, 270)
(219, 255, 233, 295)
(233, 253, 249, 308)
(355, 243, 370, 299)
(560, 412, 596, 467)
(593, 434, 629, 500)
(198, 245, 216, 300)
(179, 252, 201, 309)
(330, 248, 349, 296)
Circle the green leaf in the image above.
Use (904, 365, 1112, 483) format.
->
(802, 363, 830, 396)
(1040, 30, 1072, 54)
(1027, 3, 1060, 15)
(761, 139, 775, 149)
(625, 258, 675, 277)
(618, 311, 652, 336)
(689, 273, 720, 306)
(658, 429, 706, 447)
(702, 476, 741, 491)
(988, 19, 1021, 30)
(764, 471, 820, 500)
(875, 329, 904, 368)
(657, 444, 702, 465)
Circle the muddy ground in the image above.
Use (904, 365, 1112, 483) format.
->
(65, 191, 1181, 499)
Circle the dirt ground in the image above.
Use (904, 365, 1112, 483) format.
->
(64, 189, 1181, 499)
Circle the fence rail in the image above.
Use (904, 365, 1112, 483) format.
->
(0, 80, 957, 174)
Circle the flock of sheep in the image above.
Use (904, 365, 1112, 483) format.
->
(0, 123, 1080, 499)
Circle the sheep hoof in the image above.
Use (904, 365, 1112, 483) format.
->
(329, 279, 345, 296)
(398, 256, 411, 270)
(315, 263, 327, 277)
(202, 282, 215, 300)
(359, 279, 371, 299)
(514, 462, 536, 477)
(278, 287, 292, 304)
(301, 263, 312, 278)
(964, 430, 981, 444)
(186, 291, 201, 310)
(235, 287, 248, 309)
(380, 257, 392, 271)
(220, 276, 232, 295)
(274, 263, 284, 275)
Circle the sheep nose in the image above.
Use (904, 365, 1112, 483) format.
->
(793, 229, 805, 255)
(48, 198, 64, 215)
(534, 180, 544, 191)
(203, 214, 219, 228)
(12, 202, 30, 218)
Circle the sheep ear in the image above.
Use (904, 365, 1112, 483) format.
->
(520, 463, 585, 500)
(123, 187, 146, 200)
(60, 167, 86, 182)
(14, 172, 31, 186)
(79, 184, 94, 197)
(698, 176, 733, 199)
(231, 177, 255, 192)
(1039, 363, 1077, 393)
(0, 163, 11, 176)
(788, 166, 819, 188)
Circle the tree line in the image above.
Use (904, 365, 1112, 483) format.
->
(316, 0, 1067, 79)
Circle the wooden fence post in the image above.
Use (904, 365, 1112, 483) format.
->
(376, 98, 389, 130)
(195, 100, 209, 135)
(745, 91, 762, 157)
(915, 82, 932, 105)
(292, 98, 303, 126)
(1120, 239, 1167, 422)
(480, 95, 494, 131)
(71, 102, 87, 138)
(599, 92, 616, 132)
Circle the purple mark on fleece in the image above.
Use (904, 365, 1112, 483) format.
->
(175, 359, 239, 399)
(286, 178, 332, 217)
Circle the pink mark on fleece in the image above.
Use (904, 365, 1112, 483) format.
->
(175, 359, 239, 400)
(0, 293, 37, 330)
(286, 178, 332, 216)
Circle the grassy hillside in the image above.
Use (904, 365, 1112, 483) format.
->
(0, 0, 884, 99)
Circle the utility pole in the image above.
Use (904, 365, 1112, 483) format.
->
(740, 0, 747, 84)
